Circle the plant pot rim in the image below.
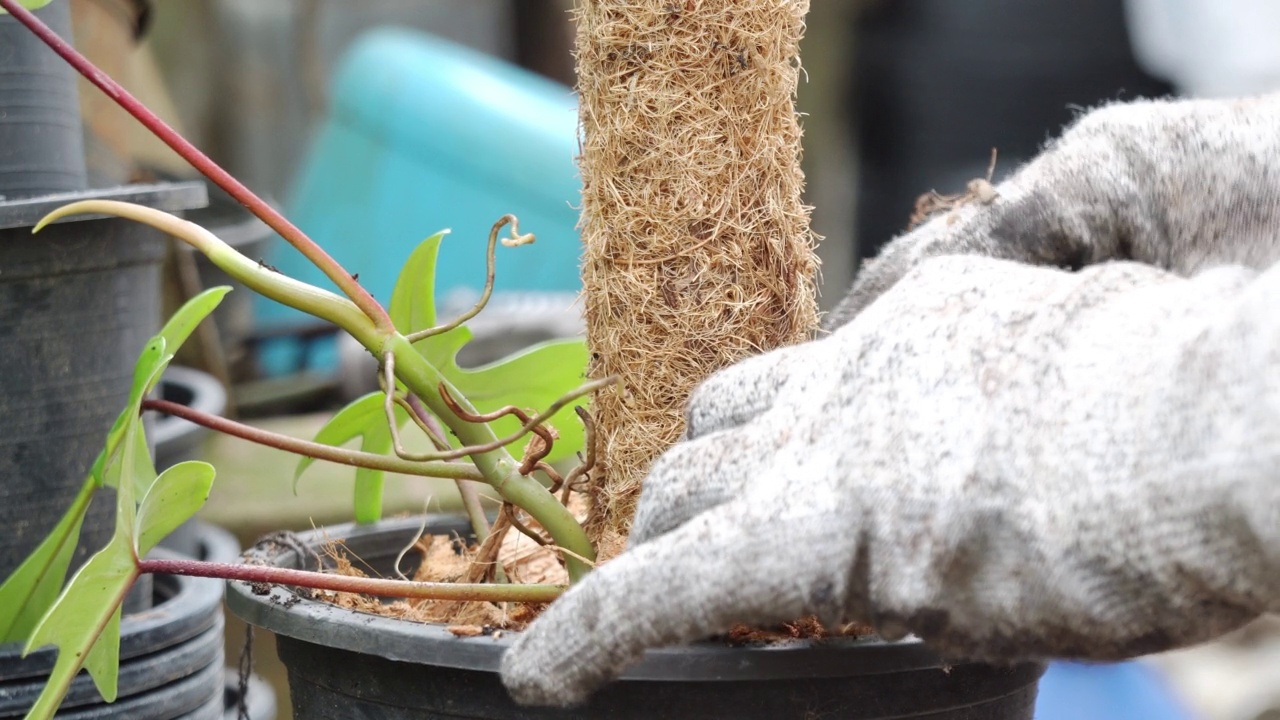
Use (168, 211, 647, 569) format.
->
(227, 515, 950, 682)
(0, 181, 208, 230)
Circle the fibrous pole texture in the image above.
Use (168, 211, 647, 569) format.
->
(575, 0, 819, 556)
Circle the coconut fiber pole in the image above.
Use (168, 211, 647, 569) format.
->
(576, 0, 819, 557)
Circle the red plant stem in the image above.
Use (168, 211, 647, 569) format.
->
(141, 399, 484, 482)
(0, 0, 392, 332)
(137, 558, 564, 602)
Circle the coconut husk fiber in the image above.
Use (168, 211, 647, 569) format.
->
(576, 0, 819, 558)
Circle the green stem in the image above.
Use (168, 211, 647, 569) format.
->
(383, 335, 596, 581)
(36, 201, 380, 346)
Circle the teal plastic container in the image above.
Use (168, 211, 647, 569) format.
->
(257, 28, 581, 340)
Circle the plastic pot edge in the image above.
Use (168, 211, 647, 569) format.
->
(227, 516, 954, 682)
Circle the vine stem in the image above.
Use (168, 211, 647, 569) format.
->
(0, 0, 393, 333)
(384, 335, 597, 581)
(141, 399, 484, 482)
(137, 558, 563, 603)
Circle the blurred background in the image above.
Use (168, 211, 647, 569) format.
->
(50, 1, 1280, 718)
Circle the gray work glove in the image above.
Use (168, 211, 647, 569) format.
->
(500, 92, 1280, 708)
(828, 92, 1280, 327)
(502, 255, 1280, 707)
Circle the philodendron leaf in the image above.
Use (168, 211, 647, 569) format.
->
(449, 338, 590, 456)
(126, 286, 230, 411)
(388, 231, 453, 355)
(158, 286, 231, 353)
(95, 337, 166, 490)
(23, 534, 137, 718)
(99, 286, 228, 491)
(134, 461, 215, 556)
(21, 408, 148, 718)
(388, 232, 589, 460)
(87, 410, 129, 489)
(295, 392, 406, 523)
(100, 422, 157, 500)
(20, 365, 184, 718)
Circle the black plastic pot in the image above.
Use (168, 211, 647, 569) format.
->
(0, 182, 207, 581)
(0, 550, 226, 719)
(0, 1, 87, 198)
(229, 517, 1045, 719)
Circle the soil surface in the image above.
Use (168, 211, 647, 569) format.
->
(307, 533, 873, 642)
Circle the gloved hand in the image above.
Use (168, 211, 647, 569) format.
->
(827, 92, 1280, 328)
(501, 255, 1280, 707)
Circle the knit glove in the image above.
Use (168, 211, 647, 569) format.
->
(501, 255, 1280, 707)
(827, 92, 1280, 327)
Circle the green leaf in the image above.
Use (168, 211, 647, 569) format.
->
(22, 534, 138, 717)
(353, 429, 393, 524)
(388, 231, 448, 341)
(102, 422, 157, 499)
(450, 338, 590, 461)
(295, 393, 407, 523)
(134, 461, 215, 556)
(157, 286, 231, 354)
(91, 337, 168, 493)
(0, 478, 92, 643)
(123, 286, 228, 413)
(83, 606, 123, 700)
(295, 392, 381, 486)
(106, 289, 223, 491)
(315, 229, 590, 521)
(21, 410, 147, 716)
(387, 232, 474, 371)
(88, 410, 129, 489)
(99, 288, 226, 490)
(128, 336, 169, 410)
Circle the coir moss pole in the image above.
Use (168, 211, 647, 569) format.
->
(575, 0, 820, 555)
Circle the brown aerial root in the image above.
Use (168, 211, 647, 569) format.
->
(438, 384, 556, 474)
(404, 214, 534, 345)
(435, 377, 615, 473)
(556, 407, 597, 505)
